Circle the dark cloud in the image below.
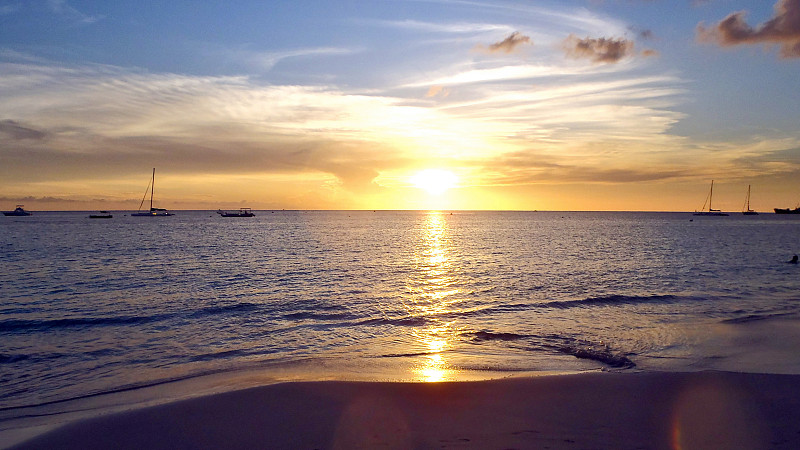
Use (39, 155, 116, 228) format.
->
(0, 120, 48, 140)
(696, 0, 800, 58)
(562, 35, 635, 63)
(479, 32, 532, 54)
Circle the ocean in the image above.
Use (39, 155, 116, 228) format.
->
(2, 210, 800, 436)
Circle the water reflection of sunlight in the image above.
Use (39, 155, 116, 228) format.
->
(406, 212, 461, 382)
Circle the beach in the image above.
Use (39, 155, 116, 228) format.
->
(10, 370, 800, 449)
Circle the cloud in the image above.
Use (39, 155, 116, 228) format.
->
(562, 35, 635, 63)
(365, 19, 509, 35)
(0, 55, 685, 176)
(0, 195, 80, 203)
(425, 85, 450, 98)
(0, 120, 47, 140)
(47, 0, 102, 25)
(696, 0, 800, 58)
(476, 32, 532, 54)
(231, 46, 361, 72)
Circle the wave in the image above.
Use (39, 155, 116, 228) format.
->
(553, 345, 635, 368)
(543, 294, 680, 309)
(465, 331, 528, 342)
(0, 314, 173, 333)
(463, 329, 636, 369)
(0, 354, 30, 364)
(721, 311, 797, 324)
(190, 302, 261, 317)
(282, 311, 359, 321)
(377, 351, 442, 358)
(187, 347, 277, 363)
(355, 316, 431, 327)
(0, 367, 242, 413)
(449, 294, 685, 320)
(0, 301, 264, 334)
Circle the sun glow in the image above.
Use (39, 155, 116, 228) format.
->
(410, 169, 459, 196)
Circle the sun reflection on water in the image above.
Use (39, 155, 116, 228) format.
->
(406, 212, 462, 382)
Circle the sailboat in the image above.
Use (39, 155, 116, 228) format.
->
(131, 168, 174, 216)
(742, 185, 758, 215)
(693, 180, 728, 216)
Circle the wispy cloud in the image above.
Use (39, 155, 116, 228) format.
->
(235, 47, 362, 72)
(0, 57, 686, 193)
(46, 0, 102, 25)
(0, 120, 48, 140)
(475, 31, 532, 54)
(696, 0, 800, 58)
(362, 18, 510, 35)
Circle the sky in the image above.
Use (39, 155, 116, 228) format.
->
(1, 0, 799, 211)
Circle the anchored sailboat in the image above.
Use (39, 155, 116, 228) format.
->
(693, 180, 728, 216)
(742, 185, 758, 215)
(132, 168, 174, 216)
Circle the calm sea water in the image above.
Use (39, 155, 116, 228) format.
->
(2, 210, 800, 434)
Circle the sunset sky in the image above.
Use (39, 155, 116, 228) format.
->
(1, 0, 799, 211)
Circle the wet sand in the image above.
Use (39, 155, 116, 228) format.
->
(11, 371, 800, 449)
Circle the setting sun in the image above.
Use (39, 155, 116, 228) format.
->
(410, 169, 459, 196)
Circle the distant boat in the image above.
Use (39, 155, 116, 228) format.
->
(693, 180, 728, 216)
(131, 168, 174, 217)
(774, 207, 800, 214)
(2, 205, 32, 216)
(89, 211, 113, 219)
(217, 208, 255, 217)
(742, 185, 758, 215)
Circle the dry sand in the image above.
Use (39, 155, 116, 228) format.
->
(10, 371, 800, 449)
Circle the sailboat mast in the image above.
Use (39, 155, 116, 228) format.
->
(709, 180, 714, 211)
(150, 168, 155, 210)
(747, 185, 751, 210)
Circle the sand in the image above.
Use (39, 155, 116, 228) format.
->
(9, 371, 800, 449)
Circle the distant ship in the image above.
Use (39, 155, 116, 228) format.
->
(131, 168, 174, 217)
(774, 207, 800, 214)
(3, 205, 32, 216)
(693, 180, 728, 216)
(742, 185, 758, 215)
(217, 208, 255, 217)
(89, 211, 113, 219)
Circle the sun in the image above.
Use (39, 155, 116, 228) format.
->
(410, 169, 459, 196)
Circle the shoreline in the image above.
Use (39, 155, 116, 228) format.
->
(9, 370, 800, 449)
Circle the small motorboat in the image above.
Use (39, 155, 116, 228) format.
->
(217, 208, 255, 217)
(89, 211, 113, 219)
(3, 205, 32, 216)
